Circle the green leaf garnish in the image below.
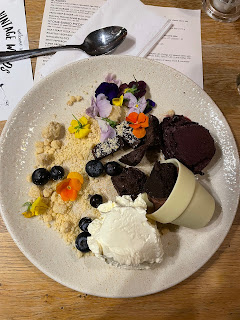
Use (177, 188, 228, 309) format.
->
(23, 202, 32, 211)
(102, 118, 118, 128)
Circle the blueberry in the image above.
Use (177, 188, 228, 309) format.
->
(75, 232, 91, 252)
(79, 217, 92, 232)
(32, 168, 51, 185)
(85, 160, 104, 177)
(50, 166, 65, 181)
(90, 194, 103, 208)
(105, 161, 123, 176)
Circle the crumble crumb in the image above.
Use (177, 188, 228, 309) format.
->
(42, 121, 62, 140)
(28, 185, 42, 199)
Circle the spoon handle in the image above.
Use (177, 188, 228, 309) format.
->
(0, 45, 84, 63)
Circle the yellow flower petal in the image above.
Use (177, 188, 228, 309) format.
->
(30, 197, 48, 216)
(75, 128, 90, 139)
(79, 116, 88, 126)
(22, 211, 35, 218)
(67, 172, 84, 184)
(68, 126, 76, 133)
(112, 95, 123, 107)
(70, 120, 78, 127)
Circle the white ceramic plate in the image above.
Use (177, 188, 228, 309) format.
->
(0, 56, 239, 298)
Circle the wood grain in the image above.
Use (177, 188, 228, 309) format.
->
(0, 0, 240, 319)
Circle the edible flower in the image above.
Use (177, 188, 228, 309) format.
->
(144, 99, 156, 114)
(95, 82, 119, 102)
(124, 92, 147, 115)
(56, 172, 83, 201)
(22, 197, 48, 218)
(112, 94, 124, 107)
(105, 73, 122, 87)
(126, 112, 149, 139)
(119, 80, 146, 99)
(86, 94, 112, 118)
(68, 115, 91, 138)
(97, 118, 116, 142)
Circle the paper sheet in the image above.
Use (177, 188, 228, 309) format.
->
(35, 0, 203, 88)
(0, 0, 33, 121)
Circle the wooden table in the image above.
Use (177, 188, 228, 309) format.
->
(1, 0, 240, 319)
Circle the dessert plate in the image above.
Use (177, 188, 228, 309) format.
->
(0, 56, 239, 298)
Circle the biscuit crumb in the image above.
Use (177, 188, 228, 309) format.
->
(28, 185, 42, 199)
(36, 153, 53, 166)
(51, 140, 62, 149)
(67, 96, 77, 106)
(42, 121, 62, 140)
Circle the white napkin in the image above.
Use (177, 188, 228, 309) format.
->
(39, 0, 172, 79)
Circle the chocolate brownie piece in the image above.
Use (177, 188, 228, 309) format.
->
(111, 167, 147, 200)
(119, 144, 148, 166)
(92, 136, 124, 160)
(144, 115, 161, 148)
(116, 121, 142, 148)
(144, 162, 178, 210)
(160, 115, 216, 174)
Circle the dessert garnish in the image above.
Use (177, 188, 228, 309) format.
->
(68, 115, 91, 139)
(104, 161, 123, 176)
(75, 232, 91, 252)
(97, 118, 116, 142)
(124, 92, 147, 114)
(32, 168, 51, 185)
(144, 162, 178, 210)
(22, 197, 48, 218)
(112, 94, 124, 107)
(160, 115, 216, 174)
(111, 167, 147, 200)
(126, 112, 149, 139)
(144, 99, 156, 114)
(50, 166, 65, 181)
(56, 172, 83, 201)
(119, 115, 161, 166)
(86, 94, 112, 118)
(119, 80, 147, 99)
(90, 194, 103, 208)
(95, 82, 119, 103)
(85, 160, 104, 177)
(79, 217, 93, 232)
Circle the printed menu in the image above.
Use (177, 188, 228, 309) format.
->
(0, 0, 33, 121)
(35, 0, 203, 88)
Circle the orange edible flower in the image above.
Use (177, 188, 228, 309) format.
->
(126, 112, 149, 139)
(56, 172, 83, 201)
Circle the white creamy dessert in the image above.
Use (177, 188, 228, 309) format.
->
(87, 194, 164, 269)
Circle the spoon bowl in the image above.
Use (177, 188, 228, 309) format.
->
(0, 26, 127, 63)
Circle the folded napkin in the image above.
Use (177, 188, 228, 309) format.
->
(39, 0, 172, 80)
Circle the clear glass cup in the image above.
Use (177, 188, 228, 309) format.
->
(202, 0, 240, 22)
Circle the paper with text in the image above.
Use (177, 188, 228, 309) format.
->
(35, 0, 203, 88)
(0, 0, 33, 121)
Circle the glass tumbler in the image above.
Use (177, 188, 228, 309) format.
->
(202, 0, 240, 22)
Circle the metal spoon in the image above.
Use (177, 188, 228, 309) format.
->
(0, 26, 127, 64)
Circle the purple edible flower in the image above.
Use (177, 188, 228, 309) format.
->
(97, 118, 116, 142)
(144, 99, 156, 114)
(124, 92, 147, 115)
(86, 94, 112, 118)
(95, 82, 119, 103)
(105, 73, 122, 87)
(118, 80, 146, 99)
